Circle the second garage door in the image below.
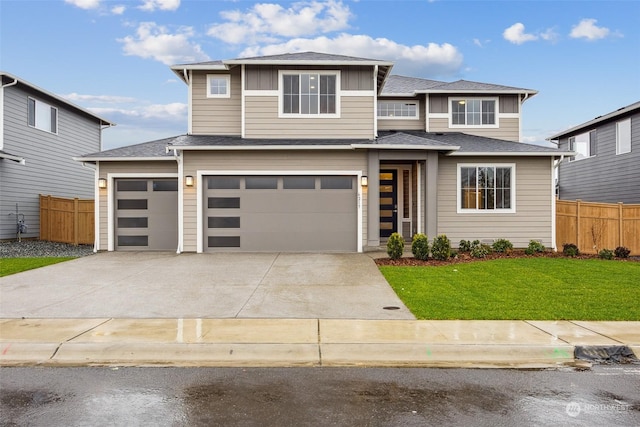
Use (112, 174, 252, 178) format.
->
(204, 175, 357, 252)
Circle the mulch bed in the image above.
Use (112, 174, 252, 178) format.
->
(374, 250, 640, 266)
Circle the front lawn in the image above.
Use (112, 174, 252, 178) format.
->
(0, 257, 76, 277)
(379, 258, 640, 320)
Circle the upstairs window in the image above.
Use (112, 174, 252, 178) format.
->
(450, 98, 497, 127)
(207, 75, 230, 98)
(28, 97, 58, 134)
(377, 101, 418, 119)
(280, 71, 339, 117)
(569, 130, 596, 161)
(458, 164, 515, 213)
(616, 118, 632, 155)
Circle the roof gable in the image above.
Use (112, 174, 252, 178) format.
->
(547, 101, 640, 140)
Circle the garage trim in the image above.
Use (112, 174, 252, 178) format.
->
(196, 170, 364, 253)
(106, 172, 179, 251)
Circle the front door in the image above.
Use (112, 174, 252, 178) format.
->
(379, 170, 397, 238)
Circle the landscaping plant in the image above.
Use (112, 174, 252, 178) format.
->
(615, 246, 631, 258)
(562, 243, 580, 257)
(525, 240, 545, 255)
(470, 243, 491, 259)
(458, 240, 471, 253)
(411, 233, 430, 261)
(599, 248, 614, 260)
(492, 238, 513, 253)
(386, 232, 405, 260)
(431, 234, 451, 261)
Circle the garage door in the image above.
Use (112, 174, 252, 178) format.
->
(115, 178, 178, 251)
(204, 175, 357, 252)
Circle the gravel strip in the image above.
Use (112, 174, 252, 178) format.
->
(0, 240, 95, 258)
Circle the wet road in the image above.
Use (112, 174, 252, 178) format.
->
(1, 366, 639, 426)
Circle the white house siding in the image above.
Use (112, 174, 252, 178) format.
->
(244, 95, 374, 139)
(428, 117, 520, 142)
(191, 69, 242, 135)
(1, 84, 101, 240)
(96, 161, 177, 251)
(181, 150, 368, 252)
(437, 155, 554, 248)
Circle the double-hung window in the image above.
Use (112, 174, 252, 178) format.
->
(377, 101, 419, 119)
(458, 164, 515, 213)
(616, 118, 632, 155)
(450, 98, 497, 127)
(280, 71, 338, 117)
(206, 75, 230, 98)
(568, 130, 596, 161)
(28, 97, 58, 134)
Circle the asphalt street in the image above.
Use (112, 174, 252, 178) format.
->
(1, 366, 639, 426)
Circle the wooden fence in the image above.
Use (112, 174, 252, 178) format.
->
(556, 199, 640, 255)
(40, 195, 94, 245)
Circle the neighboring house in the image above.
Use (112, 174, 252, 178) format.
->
(548, 101, 639, 204)
(76, 52, 571, 253)
(0, 72, 114, 240)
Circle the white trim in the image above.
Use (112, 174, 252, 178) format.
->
(106, 172, 179, 251)
(616, 118, 632, 155)
(244, 90, 279, 97)
(550, 157, 557, 251)
(196, 170, 363, 253)
(448, 96, 499, 129)
(377, 100, 420, 120)
(425, 94, 430, 133)
(277, 70, 341, 119)
(224, 59, 393, 67)
(74, 157, 174, 162)
(342, 90, 375, 97)
(456, 163, 516, 214)
(500, 113, 520, 119)
(0, 84, 4, 150)
(417, 162, 422, 233)
(351, 144, 459, 151)
(206, 74, 231, 98)
(28, 96, 58, 135)
(171, 145, 356, 151)
(176, 153, 184, 254)
(373, 65, 378, 138)
(94, 164, 100, 252)
(428, 113, 449, 119)
(241, 65, 245, 138)
(187, 71, 192, 134)
(448, 151, 572, 157)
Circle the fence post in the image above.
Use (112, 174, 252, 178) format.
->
(576, 199, 581, 250)
(618, 202, 624, 248)
(74, 198, 79, 246)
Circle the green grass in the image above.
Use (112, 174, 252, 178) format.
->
(0, 257, 76, 277)
(379, 258, 640, 320)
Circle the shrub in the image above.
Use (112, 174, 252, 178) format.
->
(525, 240, 546, 255)
(458, 240, 472, 252)
(614, 246, 631, 258)
(470, 243, 491, 258)
(411, 233, 430, 261)
(431, 234, 451, 261)
(492, 239, 513, 253)
(562, 243, 580, 257)
(386, 233, 405, 260)
(598, 248, 614, 260)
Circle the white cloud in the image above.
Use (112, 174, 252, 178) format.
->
(540, 28, 559, 43)
(240, 34, 463, 77)
(503, 23, 538, 45)
(138, 0, 180, 12)
(111, 5, 126, 15)
(62, 93, 137, 104)
(64, 0, 101, 9)
(118, 22, 210, 65)
(570, 18, 611, 41)
(89, 103, 186, 121)
(208, 0, 351, 44)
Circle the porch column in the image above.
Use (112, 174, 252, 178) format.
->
(367, 150, 380, 248)
(425, 151, 438, 239)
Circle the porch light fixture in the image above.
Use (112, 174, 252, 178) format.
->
(361, 176, 368, 187)
(98, 178, 107, 189)
(185, 175, 194, 187)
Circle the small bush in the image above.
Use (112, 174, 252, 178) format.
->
(598, 248, 614, 260)
(411, 233, 430, 261)
(431, 234, 451, 261)
(492, 239, 513, 253)
(471, 240, 481, 247)
(562, 243, 580, 257)
(386, 233, 405, 260)
(614, 246, 631, 258)
(458, 240, 472, 252)
(470, 243, 491, 258)
(525, 240, 546, 255)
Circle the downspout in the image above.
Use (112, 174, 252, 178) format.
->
(519, 92, 530, 143)
(175, 148, 183, 254)
(0, 77, 18, 151)
(373, 65, 378, 139)
(184, 69, 193, 135)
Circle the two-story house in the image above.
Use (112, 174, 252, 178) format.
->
(548, 101, 639, 204)
(1, 72, 113, 241)
(76, 52, 570, 253)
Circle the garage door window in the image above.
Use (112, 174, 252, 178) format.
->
(153, 180, 178, 191)
(246, 177, 278, 189)
(209, 236, 241, 248)
(283, 176, 316, 189)
(117, 180, 147, 191)
(118, 235, 149, 246)
(208, 197, 240, 208)
(208, 177, 241, 189)
(117, 199, 148, 210)
(208, 217, 240, 228)
(117, 217, 148, 228)
(321, 176, 353, 189)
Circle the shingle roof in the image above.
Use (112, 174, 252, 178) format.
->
(431, 79, 536, 93)
(547, 101, 640, 140)
(78, 137, 176, 159)
(228, 51, 389, 63)
(381, 75, 445, 95)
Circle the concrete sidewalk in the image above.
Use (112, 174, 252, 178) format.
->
(1, 318, 638, 368)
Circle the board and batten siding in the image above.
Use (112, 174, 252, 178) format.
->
(244, 65, 374, 91)
(437, 156, 554, 248)
(191, 69, 242, 135)
(557, 113, 639, 204)
(181, 150, 368, 252)
(377, 97, 426, 131)
(244, 95, 374, 139)
(96, 161, 177, 251)
(1, 84, 101, 240)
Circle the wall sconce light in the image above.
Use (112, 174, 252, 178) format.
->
(185, 175, 194, 187)
(361, 176, 368, 187)
(98, 178, 107, 189)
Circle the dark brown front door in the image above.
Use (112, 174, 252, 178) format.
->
(379, 170, 397, 238)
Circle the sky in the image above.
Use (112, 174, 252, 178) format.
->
(1, 0, 639, 150)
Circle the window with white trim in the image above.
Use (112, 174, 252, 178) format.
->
(450, 98, 497, 127)
(28, 97, 58, 134)
(206, 75, 230, 98)
(377, 101, 418, 119)
(616, 118, 632, 155)
(458, 164, 515, 212)
(569, 130, 596, 161)
(280, 71, 338, 116)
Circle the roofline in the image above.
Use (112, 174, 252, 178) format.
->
(223, 58, 394, 67)
(546, 101, 640, 140)
(447, 151, 574, 157)
(168, 145, 357, 151)
(418, 89, 539, 96)
(1, 72, 116, 126)
(73, 156, 174, 162)
(352, 144, 460, 151)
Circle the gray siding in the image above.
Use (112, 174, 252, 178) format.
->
(1, 84, 102, 240)
(191, 69, 242, 135)
(557, 113, 640, 203)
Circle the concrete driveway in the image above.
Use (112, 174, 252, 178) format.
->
(0, 252, 414, 319)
